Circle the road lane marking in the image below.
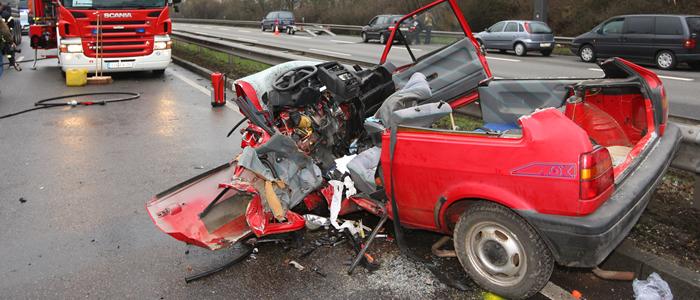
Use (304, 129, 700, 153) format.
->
(168, 69, 210, 96)
(539, 282, 576, 300)
(658, 75, 694, 82)
(587, 68, 693, 81)
(220, 28, 230, 31)
(486, 56, 521, 62)
(309, 48, 352, 57)
(238, 30, 251, 33)
(393, 47, 424, 52)
(331, 40, 355, 44)
(169, 69, 241, 113)
(292, 36, 312, 39)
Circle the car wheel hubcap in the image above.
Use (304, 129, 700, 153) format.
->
(581, 47, 593, 61)
(466, 222, 526, 287)
(515, 45, 524, 55)
(658, 53, 672, 68)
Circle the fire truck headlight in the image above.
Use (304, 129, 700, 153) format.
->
(66, 44, 83, 53)
(154, 41, 172, 50)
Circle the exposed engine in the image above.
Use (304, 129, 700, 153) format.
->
(258, 61, 394, 171)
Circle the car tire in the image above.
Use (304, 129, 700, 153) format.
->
(579, 44, 596, 63)
(362, 32, 368, 43)
(454, 201, 554, 300)
(688, 61, 700, 70)
(379, 32, 387, 45)
(261, 25, 266, 32)
(514, 43, 527, 56)
(541, 49, 552, 57)
(655, 50, 677, 70)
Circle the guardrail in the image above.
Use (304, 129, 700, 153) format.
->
(173, 18, 576, 47)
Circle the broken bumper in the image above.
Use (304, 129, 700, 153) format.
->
(519, 123, 681, 267)
(146, 163, 252, 250)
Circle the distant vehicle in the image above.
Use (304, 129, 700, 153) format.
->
(475, 20, 555, 56)
(261, 11, 295, 32)
(571, 15, 700, 70)
(361, 14, 403, 44)
(18, 0, 29, 34)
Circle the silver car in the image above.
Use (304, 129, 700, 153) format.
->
(475, 20, 555, 56)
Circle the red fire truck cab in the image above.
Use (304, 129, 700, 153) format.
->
(29, 0, 179, 74)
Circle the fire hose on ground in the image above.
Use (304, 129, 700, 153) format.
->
(0, 92, 141, 120)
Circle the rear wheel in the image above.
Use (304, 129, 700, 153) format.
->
(261, 25, 266, 32)
(361, 32, 368, 43)
(454, 202, 553, 299)
(655, 50, 676, 70)
(689, 61, 700, 70)
(541, 49, 552, 57)
(514, 43, 527, 56)
(579, 44, 595, 63)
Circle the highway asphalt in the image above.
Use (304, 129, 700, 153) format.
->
(174, 23, 700, 121)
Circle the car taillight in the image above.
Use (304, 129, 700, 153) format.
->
(580, 146, 614, 200)
(524, 22, 531, 33)
(683, 38, 697, 49)
(659, 86, 669, 135)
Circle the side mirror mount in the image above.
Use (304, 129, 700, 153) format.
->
(484, 28, 491, 33)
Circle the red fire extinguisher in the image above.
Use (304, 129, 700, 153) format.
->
(211, 72, 226, 107)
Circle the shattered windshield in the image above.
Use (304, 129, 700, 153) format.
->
(61, 0, 167, 9)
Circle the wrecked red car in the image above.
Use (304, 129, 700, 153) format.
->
(147, 0, 681, 298)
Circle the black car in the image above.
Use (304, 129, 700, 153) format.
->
(361, 14, 403, 44)
(571, 15, 700, 70)
(261, 11, 295, 32)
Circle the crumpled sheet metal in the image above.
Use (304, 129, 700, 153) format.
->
(237, 134, 323, 213)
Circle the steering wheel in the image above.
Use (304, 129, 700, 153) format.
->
(273, 65, 319, 92)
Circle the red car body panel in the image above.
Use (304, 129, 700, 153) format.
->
(379, 108, 596, 233)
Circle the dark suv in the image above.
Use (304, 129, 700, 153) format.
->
(571, 15, 700, 70)
(261, 11, 295, 32)
(361, 14, 403, 44)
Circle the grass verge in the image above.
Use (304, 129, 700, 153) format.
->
(172, 40, 271, 78)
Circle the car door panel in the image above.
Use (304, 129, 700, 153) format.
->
(622, 16, 655, 61)
(393, 39, 488, 104)
(595, 18, 625, 58)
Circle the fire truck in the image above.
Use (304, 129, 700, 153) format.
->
(29, 0, 180, 75)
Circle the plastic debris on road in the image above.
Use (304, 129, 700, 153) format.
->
(304, 214, 331, 230)
(633, 272, 673, 300)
